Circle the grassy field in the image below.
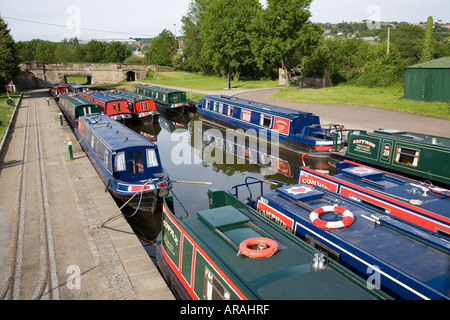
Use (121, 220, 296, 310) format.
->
(272, 85, 450, 119)
(0, 93, 21, 141)
(141, 71, 280, 91)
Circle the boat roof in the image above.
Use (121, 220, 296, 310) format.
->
(79, 114, 157, 151)
(333, 161, 450, 219)
(361, 129, 450, 147)
(68, 83, 88, 88)
(60, 93, 97, 107)
(136, 83, 185, 94)
(106, 90, 153, 102)
(177, 189, 388, 300)
(262, 184, 450, 299)
(203, 94, 316, 120)
(83, 91, 126, 103)
(51, 83, 67, 88)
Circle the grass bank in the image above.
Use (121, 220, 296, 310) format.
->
(0, 93, 20, 140)
(272, 85, 450, 119)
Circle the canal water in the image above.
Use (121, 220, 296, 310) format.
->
(122, 110, 331, 244)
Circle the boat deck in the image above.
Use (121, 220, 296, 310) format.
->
(170, 190, 389, 300)
(259, 185, 450, 299)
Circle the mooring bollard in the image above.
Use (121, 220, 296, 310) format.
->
(60, 112, 63, 126)
(68, 141, 73, 160)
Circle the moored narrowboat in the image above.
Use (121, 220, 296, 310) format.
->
(156, 188, 390, 300)
(67, 82, 88, 94)
(57, 93, 101, 127)
(230, 178, 450, 299)
(135, 84, 186, 116)
(106, 90, 158, 124)
(299, 160, 450, 239)
(332, 129, 450, 188)
(49, 83, 68, 101)
(75, 114, 170, 212)
(79, 90, 132, 122)
(197, 95, 345, 156)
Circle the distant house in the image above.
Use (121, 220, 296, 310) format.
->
(404, 57, 450, 102)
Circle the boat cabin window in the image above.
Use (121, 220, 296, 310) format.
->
(146, 149, 159, 167)
(173, 94, 180, 102)
(227, 105, 233, 116)
(104, 150, 109, 167)
(395, 147, 420, 166)
(115, 152, 126, 171)
(218, 103, 223, 114)
(203, 267, 230, 300)
(129, 151, 136, 174)
(241, 109, 251, 122)
(261, 114, 272, 128)
(137, 150, 144, 173)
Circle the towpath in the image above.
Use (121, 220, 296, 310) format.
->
(0, 89, 174, 300)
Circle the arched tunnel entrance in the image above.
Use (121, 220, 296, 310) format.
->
(64, 75, 92, 85)
(126, 71, 136, 82)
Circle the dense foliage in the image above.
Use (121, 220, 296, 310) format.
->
(0, 17, 19, 90)
(10, 0, 450, 88)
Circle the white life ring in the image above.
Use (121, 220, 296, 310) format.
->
(310, 206, 354, 229)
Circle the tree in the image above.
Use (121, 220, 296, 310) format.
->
(0, 16, 19, 91)
(34, 41, 57, 62)
(181, 0, 210, 73)
(104, 41, 131, 63)
(251, 0, 320, 86)
(84, 40, 105, 63)
(200, 0, 261, 80)
(420, 16, 434, 62)
(145, 29, 177, 66)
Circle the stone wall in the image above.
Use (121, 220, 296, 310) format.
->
(16, 62, 174, 89)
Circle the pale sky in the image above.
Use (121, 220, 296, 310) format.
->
(1, 0, 449, 42)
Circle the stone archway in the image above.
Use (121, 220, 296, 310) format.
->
(63, 74, 92, 85)
(126, 71, 136, 82)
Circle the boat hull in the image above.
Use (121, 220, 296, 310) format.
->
(198, 109, 337, 157)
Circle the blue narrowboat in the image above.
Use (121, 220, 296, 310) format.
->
(197, 95, 345, 155)
(75, 114, 171, 213)
(230, 178, 450, 299)
(105, 90, 159, 124)
(156, 188, 390, 300)
(299, 160, 450, 239)
(80, 90, 132, 122)
(57, 93, 101, 127)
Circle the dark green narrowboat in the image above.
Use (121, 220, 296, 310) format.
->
(156, 188, 391, 300)
(135, 84, 186, 116)
(57, 93, 101, 127)
(333, 129, 450, 188)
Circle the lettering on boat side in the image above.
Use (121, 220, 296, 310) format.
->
(180, 304, 270, 317)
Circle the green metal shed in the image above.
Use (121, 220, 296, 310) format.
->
(404, 56, 450, 102)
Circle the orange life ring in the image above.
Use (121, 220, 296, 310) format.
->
(239, 237, 279, 258)
(310, 206, 354, 229)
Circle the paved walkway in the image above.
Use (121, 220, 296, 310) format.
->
(0, 90, 174, 300)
